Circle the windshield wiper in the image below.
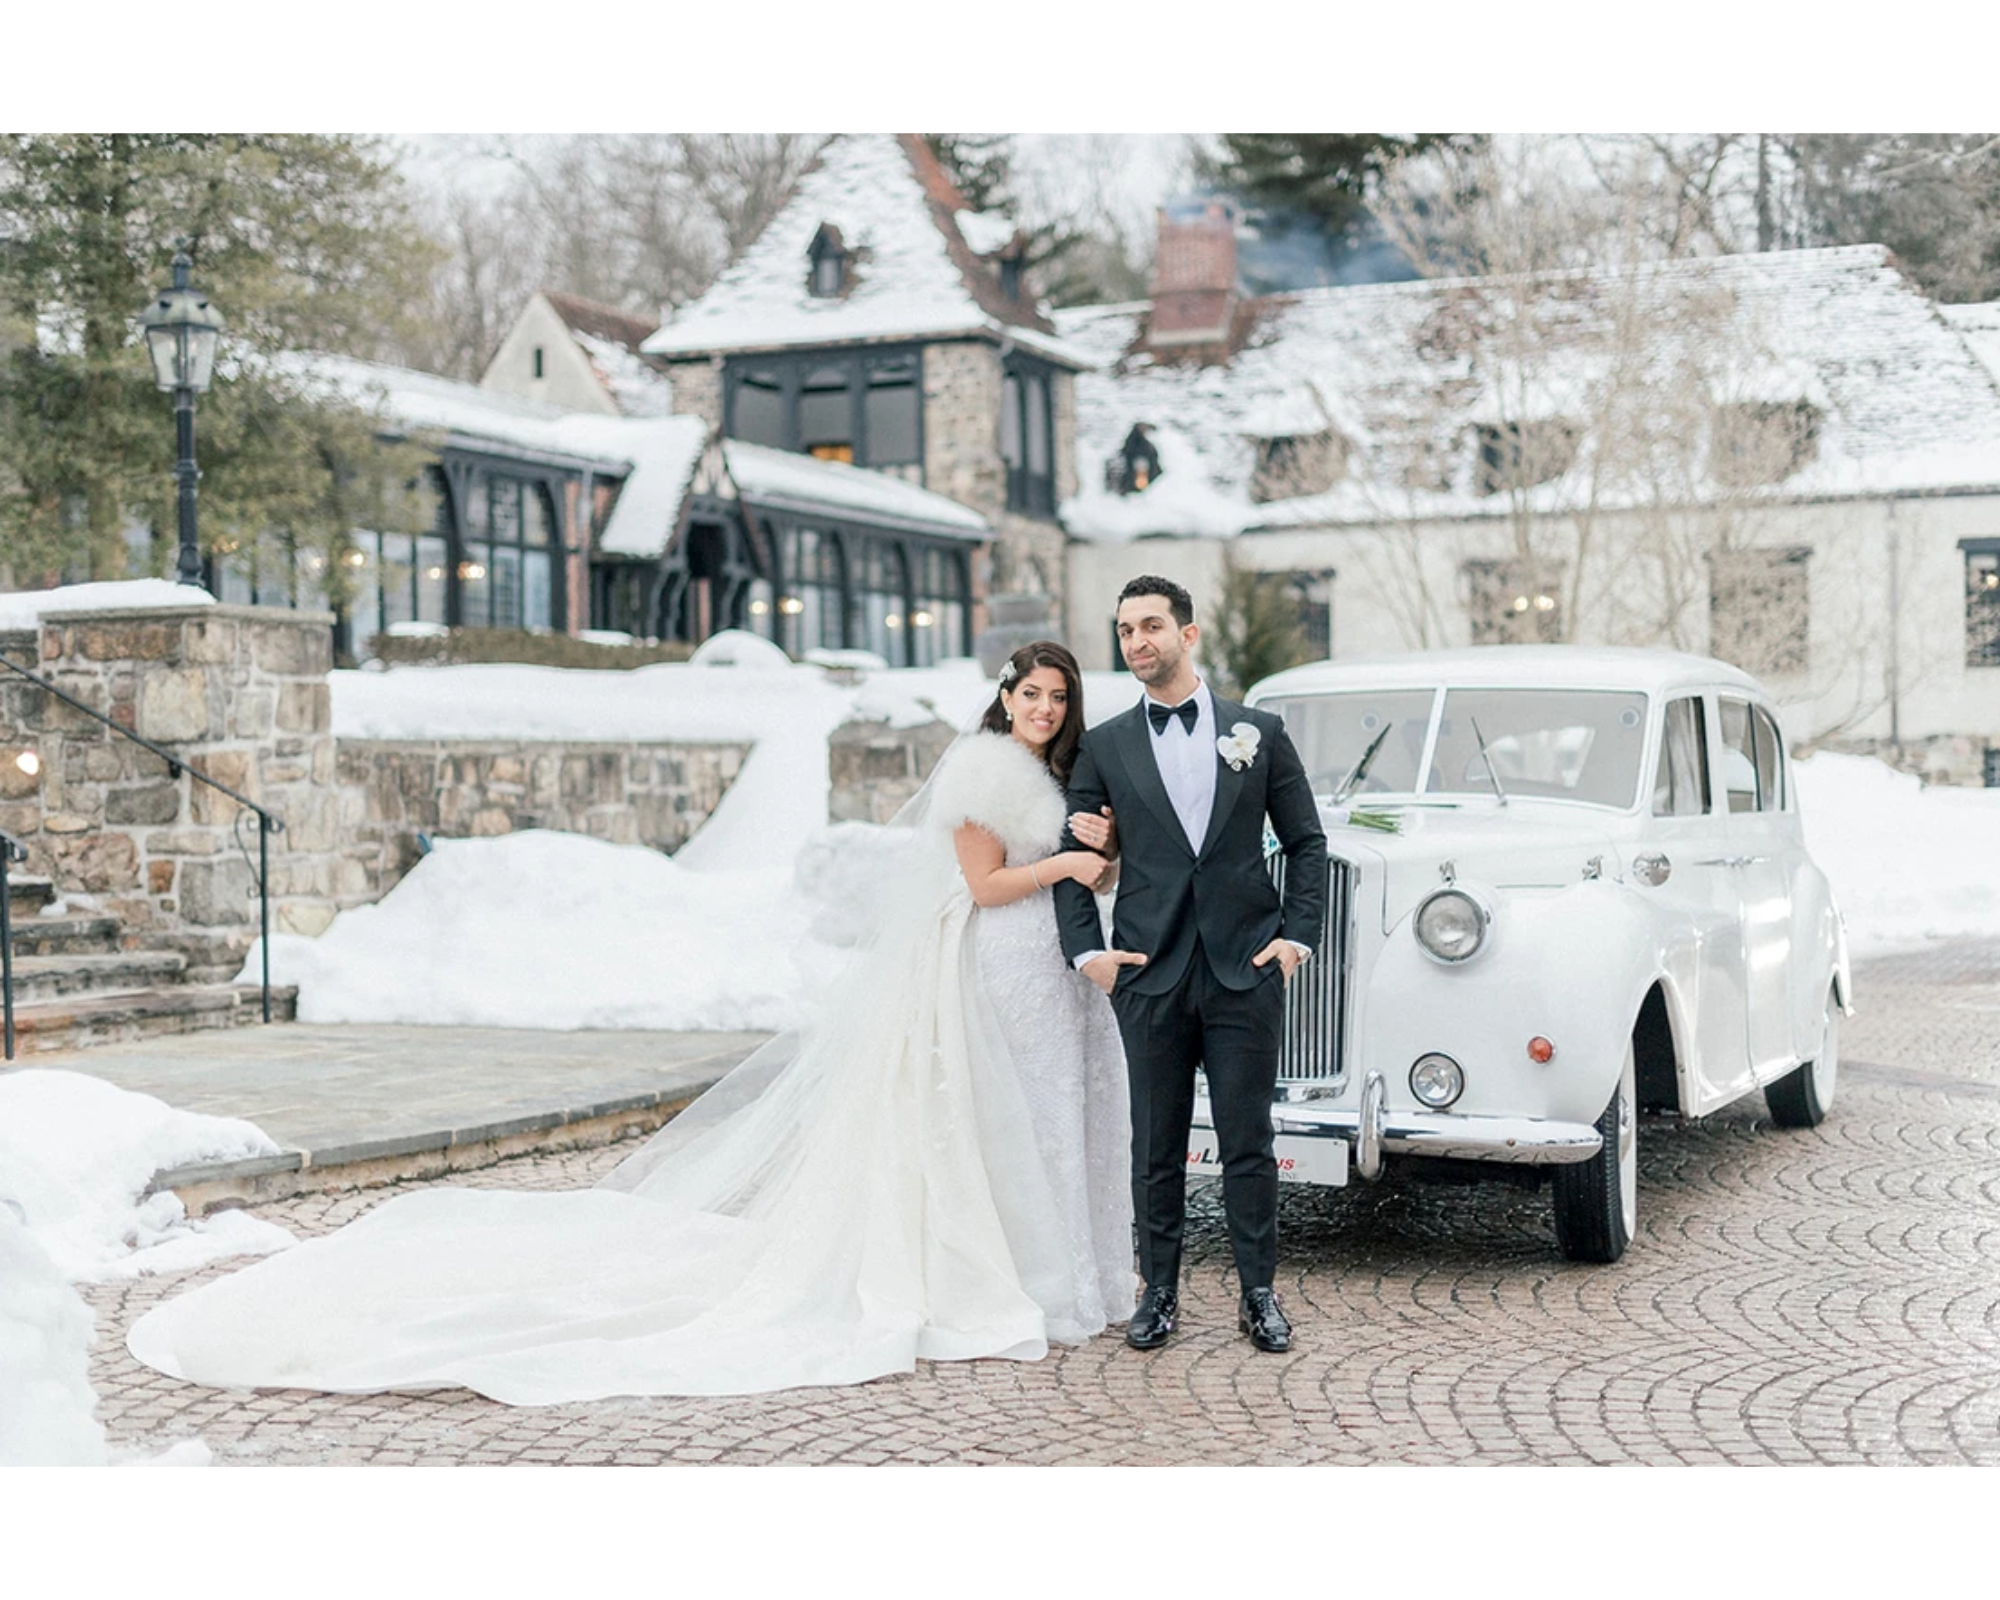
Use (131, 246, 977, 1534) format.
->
(1468, 716, 1509, 806)
(1332, 722, 1393, 805)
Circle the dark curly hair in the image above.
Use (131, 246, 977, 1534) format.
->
(978, 640, 1085, 786)
(1117, 574, 1194, 628)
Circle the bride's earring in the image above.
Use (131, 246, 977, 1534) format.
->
(1005, 711, 1013, 725)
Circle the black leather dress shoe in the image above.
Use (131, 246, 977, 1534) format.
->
(1239, 1287, 1291, 1352)
(1126, 1285, 1178, 1349)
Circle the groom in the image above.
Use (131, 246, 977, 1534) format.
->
(1056, 575, 1327, 1353)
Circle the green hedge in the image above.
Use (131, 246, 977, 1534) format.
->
(366, 629, 694, 671)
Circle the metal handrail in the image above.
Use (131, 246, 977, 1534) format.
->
(2, 828, 23, 1060)
(0, 649, 287, 1042)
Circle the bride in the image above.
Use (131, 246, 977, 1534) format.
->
(127, 642, 1134, 1403)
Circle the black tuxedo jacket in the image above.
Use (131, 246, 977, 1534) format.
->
(1055, 693, 1328, 998)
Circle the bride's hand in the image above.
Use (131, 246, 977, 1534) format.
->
(1049, 850, 1110, 886)
(1067, 806, 1117, 857)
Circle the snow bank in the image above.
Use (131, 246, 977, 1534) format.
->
(268, 830, 824, 1031)
(1795, 752, 2000, 956)
(0, 579, 215, 630)
(0, 1071, 294, 1283)
(0, 1207, 106, 1467)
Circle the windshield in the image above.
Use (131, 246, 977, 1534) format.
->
(1260, 686, 1652, 808)
(1427, 689, 1649, 807)
(1258, 690, 1438, 796)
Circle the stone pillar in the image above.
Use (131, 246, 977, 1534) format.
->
(0, 605, 341, 978)
(827, 716, 959, 824)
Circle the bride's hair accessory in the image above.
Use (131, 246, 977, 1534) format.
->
(998, 659, 1018, 686)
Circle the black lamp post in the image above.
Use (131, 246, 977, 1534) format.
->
(138, 250, 224, 588)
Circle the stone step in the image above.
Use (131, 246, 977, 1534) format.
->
(5, 874, 55, 916)
(0, 913, 123, 958)
(5, 949, 188, 1003)
(4, 983, 298, 1056)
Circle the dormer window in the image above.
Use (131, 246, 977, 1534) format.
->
(1113, 424, 1163, 494)
(807, 223, 848, 299)
(1249, 429, 1346, 503)
(1712, 400, 1820, 488)
(1475, 420, 1579, 497)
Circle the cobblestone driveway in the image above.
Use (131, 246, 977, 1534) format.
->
(85, 943, 2000, 1465)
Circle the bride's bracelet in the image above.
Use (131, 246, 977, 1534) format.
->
(1029, 861, 1044, 890)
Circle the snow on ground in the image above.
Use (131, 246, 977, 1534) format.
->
(265, 646, 1141, 1029)
(1794, 752, 2000, 957)
(0, 1070, 295, 1283)
(0, 1072, 296, 1465)
(0, 1206, 106, 1466)
(0, 579, 214, 629)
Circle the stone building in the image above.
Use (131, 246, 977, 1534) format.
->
(641, 133, 1093, 654)
(1057, 229, 2000, 784)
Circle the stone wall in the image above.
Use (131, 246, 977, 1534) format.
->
(0, 605, 342, 978)
(827, 717, 958, 823)
(1809, 733, 1997, 788)
(336, 738, 749, 901)
(664, 358, 723, 432)
(0, 604, 754, 978)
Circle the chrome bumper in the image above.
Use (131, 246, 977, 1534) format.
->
(1196, 1071, 1603, 1181)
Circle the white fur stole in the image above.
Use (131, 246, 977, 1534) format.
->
(924, 733, 1067, 860)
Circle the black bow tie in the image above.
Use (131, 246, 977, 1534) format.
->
(1147, 698, 1198, 735)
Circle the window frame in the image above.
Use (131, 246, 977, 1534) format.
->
(1962, 538, 2000, 668)
(1001, 351, 1057, 519)
(722, 346, 926, 473)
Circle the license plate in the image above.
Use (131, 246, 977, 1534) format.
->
(1186, 1129, 1349, 1187)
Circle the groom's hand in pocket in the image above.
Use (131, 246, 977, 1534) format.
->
(1082, 950, 1146, 994)
(1252, 939, 1304, 984)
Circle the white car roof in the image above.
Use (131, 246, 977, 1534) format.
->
(1248, 645, 1767, 703)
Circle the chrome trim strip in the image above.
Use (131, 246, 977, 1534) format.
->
(1195, 1094, 1604, 1169)
(1356, 1071, 1385, 1180)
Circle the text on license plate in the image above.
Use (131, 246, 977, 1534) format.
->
(1186, 1129, 1348, 1187)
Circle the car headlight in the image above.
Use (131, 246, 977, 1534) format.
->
(1414, 888, 1489, 963)
(1410, 1053, 1465, 1108)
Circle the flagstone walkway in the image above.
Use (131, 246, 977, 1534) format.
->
(75, 938, 2000, 1465)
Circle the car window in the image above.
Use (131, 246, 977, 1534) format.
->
(1750, 703, 1785, 811)
(1257, 690, 1436, 795)
(1718, 697, 1765, 813)
(1425, 689, 1649, 807)
(1651, 695, 1710, 816)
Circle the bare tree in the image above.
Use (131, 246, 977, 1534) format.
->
(1349, 137, 1888, 738)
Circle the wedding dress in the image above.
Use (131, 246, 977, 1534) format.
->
(126, 732, 1133, 1403)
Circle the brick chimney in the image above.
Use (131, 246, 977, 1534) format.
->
(1146, 197, 1240, 351)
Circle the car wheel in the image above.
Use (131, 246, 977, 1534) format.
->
(1552, 1038, 1636, 1264)
(1765, 988, 1840, 1129)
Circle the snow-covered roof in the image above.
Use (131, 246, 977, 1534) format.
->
(721, 441, 989, 541)
(274, 353, 708, 557)
(642, 135, 1094, 370)
(1941, 301, 2000, 392)
(1059, 245, 2000, 543)
(540, 291, 675, 418)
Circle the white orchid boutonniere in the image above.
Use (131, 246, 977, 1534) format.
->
(1217, 721, 1261, 772)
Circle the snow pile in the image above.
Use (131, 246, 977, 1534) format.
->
(261, 650, 1143, 1030)
(0, 1070, 294, 1283)
(0, 579, 215, 630)
(0, 1207, 106, 1467)
(1796, 753, 2000, 956)
(269, 829, 821, 1031)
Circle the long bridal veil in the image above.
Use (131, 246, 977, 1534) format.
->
(127, 731, 1093, 1403)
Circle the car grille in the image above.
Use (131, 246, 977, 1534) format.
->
(1266, 852, 1355, 1086)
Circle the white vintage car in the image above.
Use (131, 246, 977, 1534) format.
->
(1190, 646, 1850, 1263)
